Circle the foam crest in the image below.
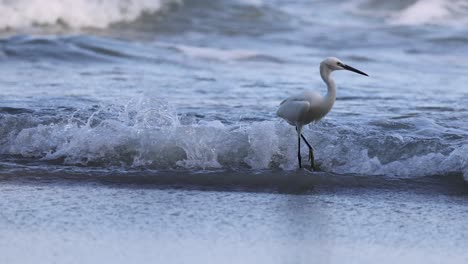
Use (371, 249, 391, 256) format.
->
(389, 0, 468, 26)
(175, 45, 257, 61)
(0, 0, 179, 29)
(159, 43, 284, 63)
(348, 0, 468, 26)
(312, 121, 468, 179)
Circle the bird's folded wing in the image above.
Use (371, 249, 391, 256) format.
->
(276, 100, 310, 123)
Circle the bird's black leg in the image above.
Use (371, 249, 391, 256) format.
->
(297, 128, 302, 169)
(301, 134, 316, 170)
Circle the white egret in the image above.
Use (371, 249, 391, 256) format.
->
(277, 57, 368, 169)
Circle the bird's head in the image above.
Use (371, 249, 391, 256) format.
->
(322, 57, 368, 76)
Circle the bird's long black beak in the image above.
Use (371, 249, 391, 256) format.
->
(343, 64, 368, 76)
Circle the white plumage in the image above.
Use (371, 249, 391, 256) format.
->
(277, 57, 368, 169)
(277, 90, 331, 126)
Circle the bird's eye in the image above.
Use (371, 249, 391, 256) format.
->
(337, 62, 342, 66)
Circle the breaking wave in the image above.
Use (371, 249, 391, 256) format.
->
(0, 0, 180, 30)
(349, 0, 468, 26)
(2, 0, 468, 32)
(1, 97, 468, 182)
(390, 0, 468, 26)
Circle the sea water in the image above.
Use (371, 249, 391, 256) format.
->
(0, 0, 467, 263)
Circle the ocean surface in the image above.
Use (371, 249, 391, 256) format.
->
(0, 0, 468, 263)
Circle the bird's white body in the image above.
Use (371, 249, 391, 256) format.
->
(277, 57, 368, 169)
(277, 89, 335, 128)
(277, 58, 338, 131)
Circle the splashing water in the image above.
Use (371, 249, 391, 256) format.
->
(1, 96, 467, 182)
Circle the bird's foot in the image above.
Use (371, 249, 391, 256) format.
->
(308, 149, 318, 171)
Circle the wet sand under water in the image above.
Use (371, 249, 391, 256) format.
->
(0, 172, 467, 264)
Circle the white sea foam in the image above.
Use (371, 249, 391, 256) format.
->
(1, 98, 468, 182)
(172, 44, 260, 61)
(237, 0, 264, 7)
(389, 0, 468, 26)
(0, 0, 180, 29)
(348, 0, 468, 26)
(152, 42, 282, 62)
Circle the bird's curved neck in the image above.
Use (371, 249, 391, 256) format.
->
(320, 63, 336, 101)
